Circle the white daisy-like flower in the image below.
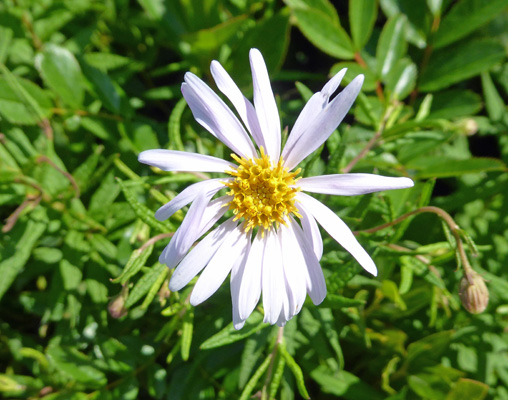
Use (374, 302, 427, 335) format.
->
(139, 48, 414, 329)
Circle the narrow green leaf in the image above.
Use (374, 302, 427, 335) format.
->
(408, 157, 506, 178)
(180, 308, 194, 361)
(320, 293, 366, 308)
(419, 40, 505, 92)
(427, 90, 482, 119)
(35, 44, 84, 108)
(349, 0, 378, 50)
(200, 311, 267, 349)
(168, 97, 186, 151)
(386, 58, 417, 100)
(114, 245, 155, 284)
(117, 178, 174, 233)
(481, 71, 505, 122)
(433, 0, 508, 49)
(239, 353, 272, 400)
(376, 15, 407, 79)
(310, 365, 384, 399)
(239, 335, 268, 388)
(290, 6, 354, 59)
(446, 379, 489, 400)
(72, 146, 103, 193)
(125, 262, 167, 308)
(0, 26, 13, 63)
(81, 60, 123, 114)
(330, 62, 377, 92)
(140, 266, 168, 309)
(279, 343, 310, 399)
(0, 67, 52, 125)
(46, 345, 107, 388)
(0, 215, 46, 301)
(269, 355, 286, 399)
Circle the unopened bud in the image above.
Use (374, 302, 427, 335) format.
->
(459, 270, 489, 314)
(108, 285, 128, 318)
(456, 118, 478, 136)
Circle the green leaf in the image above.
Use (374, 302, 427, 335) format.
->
(229, 11, 291, 84)
(168, 97, 186, 151)
(289, 4, 354, 59)
(180, 308, 194, 361)
(481, 71, 506, 122)
(376, 14, 407, 79)
(239, 353, 272, 400)
(433, 0, 508, 49)
(320, 293, 366, 308)
(183, 15, 248, 54)
(279, 343, 310, 399)
(114, 245, 155, 284)
(427, 89, 482, 119)
(200, 311, 267, 349)
(0, 215, 46, 301)
(408, 157, 506, 178)
(385, 58, 417, 100)
(330, 62, 377, 92)
(446, 378, 489, 400)
(0, 26, 13, 64)
(419, 40, 505, 92)
(0, 69, 52, 125)
(125, 262, 167, 308)
(46, 345, 107, 389)
(80, 60, 122, 114)
(349, 0, 378, 50)
(310, 365, 384, 399)
(35, 44, 84, 108)
(117, 178, 174, 233)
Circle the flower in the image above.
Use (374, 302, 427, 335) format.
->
(139, 48, 414, 329)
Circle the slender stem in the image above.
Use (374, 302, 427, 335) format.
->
(37, 155, 80, 198)
(356, 206, 473, 274)
(261, 327, 284, 400)
(138, 233, 174, 251)
(2, 195, 41, 233)
(342, 108, 391, 173)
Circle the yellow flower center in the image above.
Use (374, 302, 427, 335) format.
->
(225, 148, 301, 232)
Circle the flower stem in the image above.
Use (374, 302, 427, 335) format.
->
(357, 206, 473, 275)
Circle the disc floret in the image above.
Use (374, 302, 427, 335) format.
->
(225, 148, 301, 231)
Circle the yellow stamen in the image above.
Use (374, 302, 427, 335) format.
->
(225, 147, 301, 232)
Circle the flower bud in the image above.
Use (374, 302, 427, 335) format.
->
(108, 285, 128, 319)
(459, 270, 489, 314)
(456, 118, 478, 136)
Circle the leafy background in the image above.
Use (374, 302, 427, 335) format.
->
(1, 0, 508, 399)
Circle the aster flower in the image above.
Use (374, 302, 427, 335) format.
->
(139, 49, 414, 329)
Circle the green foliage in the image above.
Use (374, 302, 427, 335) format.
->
(1, 0, 507, 399)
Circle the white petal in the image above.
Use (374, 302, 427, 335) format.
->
(139, 149, 233, 173)
(155, 178, 228, 221)
(238, 229, 264, 320)
(249, 48, 281, 161)
(282, 68, 347, 162)
(231, 237, 251, 330)
(290, 217, 327, 305)
(262, 229, 285, 324)
(298, 174, 414, 196)
(297, 192, 377, 276)
(297, 203, 323, 260)
(169, 218, 237, 292)
(190, 224, 250, 306)
(182, 74, 256, 159)
(159, 195, 231, 269)
(210, 60, 265, 149)
(283, 75, 364, 171)
(279, 223, 307, 315)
